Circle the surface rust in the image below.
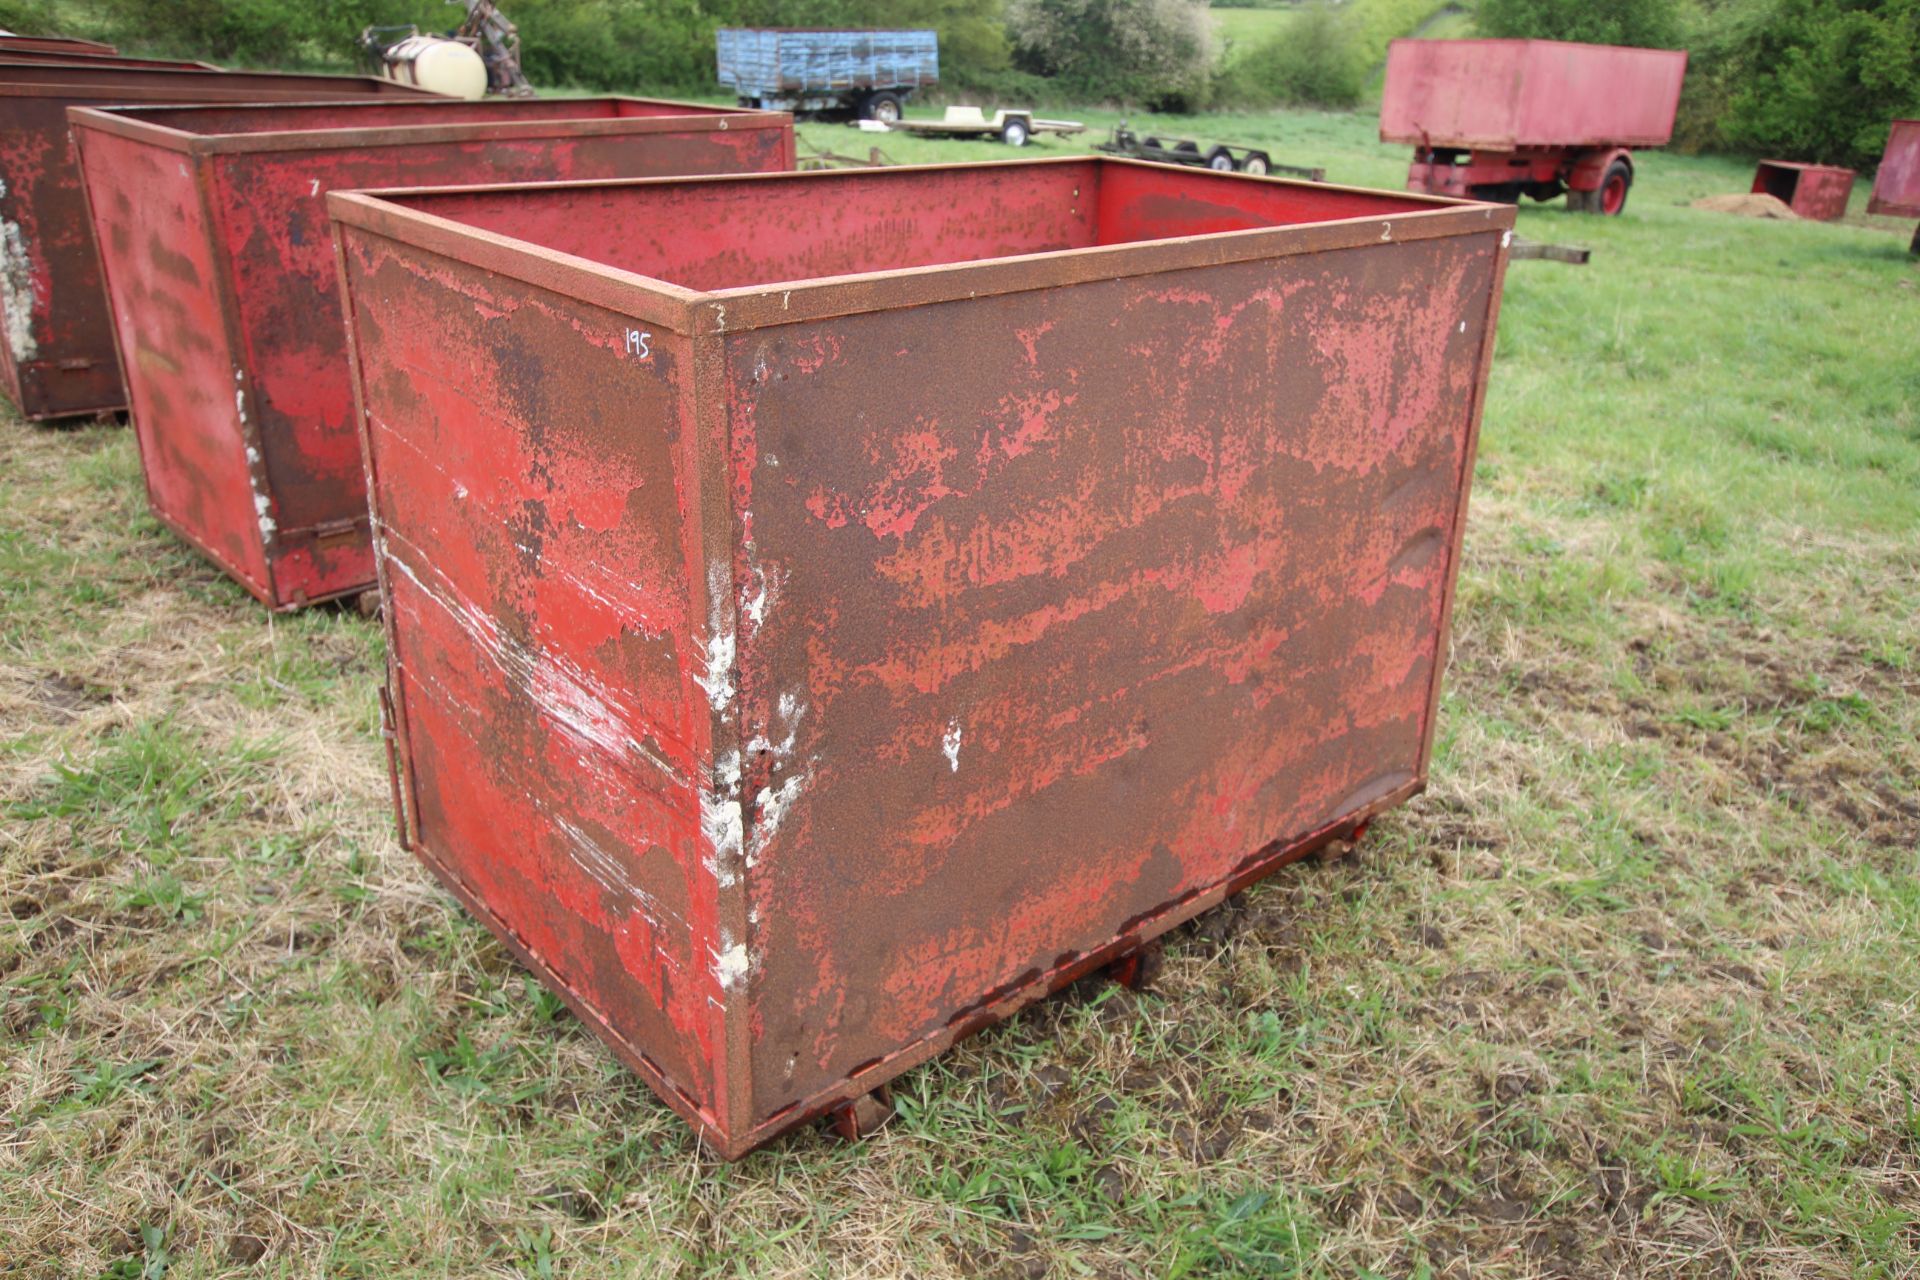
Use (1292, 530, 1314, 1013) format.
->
(330, 158, 1513, 1156)
(1868, 120, 1920, 220)
(1751, 160, 1855, 222)
(70, 97, 791, 609)
(0, 66, 434, 423)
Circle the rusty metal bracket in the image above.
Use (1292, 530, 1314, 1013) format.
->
(1105, 937, 1165, 992)
(1510, 237, 1591, 265)
(825, 1082, 894, 1142)
(377, 684, 411, 849)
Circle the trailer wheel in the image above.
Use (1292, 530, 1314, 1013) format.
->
(861, 92, 902, 124)
(1596, 159, 1632, 215)
(1241, 152, 1270, 176)
(1206, 147, 1236, 172)
(1000, 117, 1029, 147)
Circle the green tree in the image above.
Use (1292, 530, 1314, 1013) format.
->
(1718, 0, 1920, 166)
(1006, 0, 1216, 108)
(1475, 0, 1688, 47)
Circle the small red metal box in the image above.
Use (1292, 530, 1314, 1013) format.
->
(0, 65, 437, 423)
(330, 160, 1513, 1156)
(1751, 160, 1855, 221)
(69, 97, 792, 610)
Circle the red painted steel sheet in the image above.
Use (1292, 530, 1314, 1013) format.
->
(1751, 160, 1855, 222)
(0, 67, 436, 423)
(70, 97, 793, 610)
(1868, 120, 1920, 219)
(0, 35, 116, 56)
(1380, 39, 1687, 151)
(330, 158, 1514, 1156)
(0, 51, 214, 70)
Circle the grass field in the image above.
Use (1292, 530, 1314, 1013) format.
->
(4, 109, 1919, 1278)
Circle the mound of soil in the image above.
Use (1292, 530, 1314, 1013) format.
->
(1691, 192, 1801, 219)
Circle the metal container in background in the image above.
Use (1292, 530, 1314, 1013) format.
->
(1751, 160, 1855, 221)
(0, 50, 215, 69)
(70, 96, 792, 610)
(1868, 119, 1920, 254)
(330, 159, 1513, 1157)
(0, 34, 117, 56)
(0, 66, 438, 423)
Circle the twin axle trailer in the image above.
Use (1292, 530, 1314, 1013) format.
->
(1381, 38, 1687, 216)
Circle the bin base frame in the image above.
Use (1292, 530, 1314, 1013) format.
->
(394, 745, 1419, 1158)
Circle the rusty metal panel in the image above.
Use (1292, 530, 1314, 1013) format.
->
(70, 98, 793, 610)
(1868, 120, 1920, 219)
(0, 51, 215, 70)
(1380, 39, 1687, 150)
(0, 34, 117, 56)
(0, 68, 437, 423)
(329, 158, 1514, 1157)
(1751, 160, 1854, 221)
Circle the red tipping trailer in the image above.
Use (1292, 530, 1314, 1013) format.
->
(331, 159, 1512, 1156)
(1382, 38, 1687, 215)
(1868, 120, 1920, 254)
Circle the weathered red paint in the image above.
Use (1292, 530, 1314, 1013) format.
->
(1752, 160, 1855, 222)
(0, 66, 437, 423)
(0, 34, 117, 56)
(1382, 39, 1685, 208)
(330, 159, 1514, 1157)
(0, 50, 215, 70)
(1869, 120, 1920, 252)
(70, 98, 793, 610)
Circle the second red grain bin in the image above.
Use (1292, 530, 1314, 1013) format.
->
(70, 97, 792, 610)
(329, 159, 1514, 1156)
(0, 64, 438, 422)
(1868, 120, 1920, 254)
(1751, 160, 1855, 222)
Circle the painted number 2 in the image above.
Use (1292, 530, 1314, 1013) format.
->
(625, 328, 652, 360)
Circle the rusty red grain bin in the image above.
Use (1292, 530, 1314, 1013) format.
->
(329, 159, 1514, 1157)
(1751, 160, 1855, 222)
(70, 98, 793, 609)
(0, 67, 438, 423)
(1869, 120, 1920, 254)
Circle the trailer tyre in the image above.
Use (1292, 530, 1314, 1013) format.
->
(1596, 158, 1632, 216)
(862, 92, 903, 124)
(1206, 147, 1236, 172)
(1000, 117, 1029, 147)
(1241, 152, 1270, 176)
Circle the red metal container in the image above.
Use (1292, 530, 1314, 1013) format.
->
(1869, 120, 1920, 254)
(1381, 39, 1686, 149)
(1751, 160, 1854, 221)
(330, 160, 1514, 1156)
(71, 98, 792, 611)
(0, 51, 215, 70)
(1382, 39, 1687, 215)
(0, 67, 437, 423)
(0, 34, 117, 56)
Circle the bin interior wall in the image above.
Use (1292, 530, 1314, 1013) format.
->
(726, 232, 1502, 1120)
(371, 162, 1442, 293)
(340, 227, 723, 1122)
(102, 96, 743, 137)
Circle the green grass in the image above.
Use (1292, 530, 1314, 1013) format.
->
(3, 107, 1918, 1278)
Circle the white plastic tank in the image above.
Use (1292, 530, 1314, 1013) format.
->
(380, 35, 487, 100)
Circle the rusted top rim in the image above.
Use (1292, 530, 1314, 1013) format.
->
(328, 157, 1515, 337)
(0, 71, 431, 100)
(66, 96, 790, 154)
(1756, 159, 1856, 176)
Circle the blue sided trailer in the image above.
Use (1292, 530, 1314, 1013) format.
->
(716, 28, 938, 122)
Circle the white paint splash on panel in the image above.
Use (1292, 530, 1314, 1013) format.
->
(942, 719, 963, 772)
